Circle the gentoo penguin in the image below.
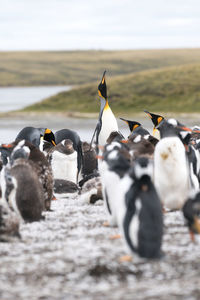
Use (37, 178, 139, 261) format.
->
(183, 191, 200, 241)
(120, 157, 163, 259)
(154, 120, 190, 210)
(54, 129, 83, 181)
(47, 139, 78, 184)
(1, 159, 45, 222)
(16, 127, 56, 149)
(99, 142, 131, 226)
(144, 110, 165, 139)
(120, 118, 150, 138)
(0, 140, 54, 211)
(91, 71, 118, 148)
(0, 200, 20, 241)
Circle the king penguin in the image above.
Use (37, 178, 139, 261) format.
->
(16, 127, 56, 149)
(91, 71, 118, 148)
(120, 118, 150, 138)
(144, 110, 165, 140)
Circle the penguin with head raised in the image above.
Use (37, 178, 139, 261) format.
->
(144, 110, 165, 140)
(120, 156, 163, 259)
(120, 118, 150, 138)
(91, 71, 119, 149)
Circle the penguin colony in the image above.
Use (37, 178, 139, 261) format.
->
(1, 71, 200, 261)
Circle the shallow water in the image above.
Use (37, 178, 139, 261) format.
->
(0, 86, 71, 112)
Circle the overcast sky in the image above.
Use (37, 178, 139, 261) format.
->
(0, 0, 200, 50)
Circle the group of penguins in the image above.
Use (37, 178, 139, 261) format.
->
(1, 71, 200, 262)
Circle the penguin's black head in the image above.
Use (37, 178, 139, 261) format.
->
(104, 147, 131, 177)
(120, 118, 141, 132)
(98, 70, 107, 100)
(43, 129, 56, 146)
(10, 145, 30, 165)
(183, 192, 200, 234)
(130, 157, 153, 182)
(144, 110, 164, 128)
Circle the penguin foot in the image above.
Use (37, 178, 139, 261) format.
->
(119, 255, 132, 262)
(103, 221, 110, 227)
(109, 234, 121, 240)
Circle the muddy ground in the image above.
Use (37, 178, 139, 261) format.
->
(0, 193, 200, 300)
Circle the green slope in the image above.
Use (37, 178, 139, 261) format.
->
(1, 49, 200, 86)
(23, 63, 200, 114)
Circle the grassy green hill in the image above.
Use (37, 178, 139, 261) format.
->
(1, 49, 200, 86)
(23, 63, 200, 114)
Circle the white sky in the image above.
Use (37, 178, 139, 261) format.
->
(0, 0, 200, 50)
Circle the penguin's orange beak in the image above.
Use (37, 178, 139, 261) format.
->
(1, 143, 13, 148)
(121, 140, 129, 144)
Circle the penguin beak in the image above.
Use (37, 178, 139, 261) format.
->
(1, 143, 13, 148)
(121, 140, 129, 144)
(52, 140, 56, 146)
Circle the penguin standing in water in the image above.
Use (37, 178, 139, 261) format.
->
(119, 157, 163, 260)
(91, 71, 118, 149)
(144, 110, 165, 140)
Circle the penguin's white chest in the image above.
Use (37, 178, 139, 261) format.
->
(154, 137, 189, 209)
(99, 107, 118, 146)
(51, 151, 77, 183)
